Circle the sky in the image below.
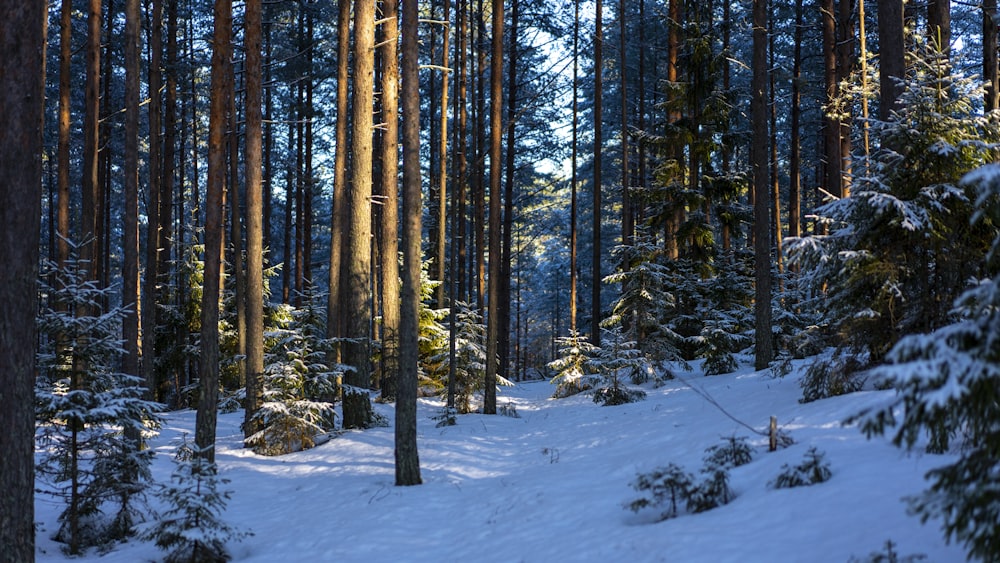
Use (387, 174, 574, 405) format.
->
(34, 356, 969, 562)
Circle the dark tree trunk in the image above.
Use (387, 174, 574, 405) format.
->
(501, 0, 519, 382)
(836, 0, 853, 198)
(379, 0, 401, 401)
(57, 0, 71, 268)
(197, 0, 233, 464)
(570, 0, 579, 333)
(123, 0, 141, 386)
(752, 0, 773, 370)
(436, 0, 451, 310)
(397, 0, 423, 485)
(143, 0, 165, 398)
(328, 0, 351, 349)
(0, 2, 46, 560)
(790, 0, 802, 238)
(821, 0, 841, 203)
(928, 0, 950, 56)
(878, 0, 904, 121)
(986, 1, 998, 111)
(591, 0, 603, 346)
(82, 0, 102, 284)
(484, 0, 504, 413)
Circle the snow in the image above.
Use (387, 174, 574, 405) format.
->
(34, 360, 968, 562)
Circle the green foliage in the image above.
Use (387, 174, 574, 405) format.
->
(429, 302, 489, 413)
(626, 463, 694, 521)
(788, 41, 1000, 365)
(35, 247, 163, 552)
(687, 466, 734, 513)
(703, 435, 754, 469)
(800, 352, 868, 403)
(854, 164, 1000, 562)
(588, 329, 649, 406)
(771, 447, 832, 489)
(548, 330, 599, 398)
(141, 441, 250, 562)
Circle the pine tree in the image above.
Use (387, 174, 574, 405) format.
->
(36, 249, 162, 552)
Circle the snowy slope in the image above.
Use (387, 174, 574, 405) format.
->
(34, 359, 968, 562)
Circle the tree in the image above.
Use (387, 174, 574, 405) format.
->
(484, 0, 505, 414)
(379, 0, 401, 401)
(342, 0, 377, 428)
(0, 1, 46, 558)
(197, 0, 234, 464)
(123, 0, 141, 395)
(396, 0, 423, 485)
(244, 0, 266, 440)
(81, 0, 103, 285)
(878, 0, 905, 121)
(985, 0, 998, 111)
(752, 0, 773, 369)
(591, 0, 604, 347)
(327, 0, 351, 353)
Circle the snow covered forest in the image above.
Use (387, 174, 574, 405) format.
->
(1, 0, 999, 561)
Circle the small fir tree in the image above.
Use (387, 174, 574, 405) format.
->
(771, 447, 833, 489)
(548, 330, 600, 398)
(142, 440, 250, 562)
(35, 248, 162, 553)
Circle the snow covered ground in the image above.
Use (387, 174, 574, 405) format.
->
(34, 358, 968, 562)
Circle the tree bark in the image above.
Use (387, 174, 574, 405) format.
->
(570, 0, 579, 333)
(484, 0, 504, 413)
(928, 0, 950, 56)
(500, 0, 519, 382)
(197, 0, 233, 464)
(752, 0, 773, 370)
(436, 0, 451, 310)
(790, 0, 802, 238)
(821, 0, 842, 203)
(244, 0, 265, 440)
(57, 0, 72, 268)
(877, 0, 904, 121)
(82, 0, 102, 284)
(123, 0, 141, 387)
(985, 1, 998, 111)
(379, 0, 401, 401)
(328, 0, 351, 350)
(591, 0, 603, 346)
(343, 0, 377, 426)
(397, 0, 423, 485)
(143, 0, 165, 398)
(0, 2, 46, 559)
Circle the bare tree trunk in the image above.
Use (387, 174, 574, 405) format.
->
(484, 0, 504, 413)
(836, 0, 853, 198)
(123, 0, 141, 388)
(752, 0, 773, 370)
(342, 0, 377, 427)
(0, 2, 45, 559)
(986, 1, 998, 111)
(436, 0, 451, 309)
(878, 0, 904, 121)
(474, 0, 487, 313)
(328, 0, 351, 349)
(57, 0, 71, 267)
(928, 0, 950, 56)
(396, 0, 423, 485)
(379, 0, 401, 401)
(500, 0, 519, 383)
(244, 0, 265, 441)
(143, 0, 165, 398)
(570, 0, 579, 333)
(821, 0, 841, 205)
(591, 0, 603, 346)
(82, 0, 102, 284)
(790, 0, 802, 239)
(197, 0, 233, 464)
(619, 0, 631, 248)
(768, 3, 782, 271)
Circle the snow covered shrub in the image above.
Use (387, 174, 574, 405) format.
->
(853, 163, 1000, 562)
(589, 329, 648, 406)
(786, 41, 1000, 367)
(703, 435, 754, 469)
(627, 463, 695, 521)
(498, 401, 521, 418)
(430, 302, 490, 413)
(35, 248, 163, 553)
(799, 352, 867, 403)
(687, 466, 735, 513)
(848, 540, 927, 563)
(142, 441, 250, 562)
(771, 447, 832, 489)
(548, 330, 599, 398)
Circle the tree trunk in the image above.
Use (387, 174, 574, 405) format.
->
(397, 0, 423, 485)
(474, 0, 487, 313)
(57, 0, 72, 268)
(928, 0, 950, 56)
(328, 0, 351, 350)
(790, 0, 802, 238)
(244, 0, 265, 441)
(484, 0, 504, 413)
(769, 3, 782, 271)
(0, 2, 46, 559)
(379, 0, 401, 401)
(570, 0, 579, 333)
(591, 0, 603, 346)
(878, 0, 904, 121)
(821, 0, 841, 203)
(436, 0, 451, 310)
(343, 0, 377, 427)
(82, 0, 102, 284)
(985, 1, 998, 111)
(197, 0, 233, 464)
(500, 0, 519, 383)
(123, 0, 141, 388)
(836, 0, 853, 198)
(143, 0, 165, 398)
(619, 0, 631, 249)
(752, 0, 773, 370)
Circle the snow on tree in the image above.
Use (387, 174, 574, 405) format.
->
(856, 163, 1000, 562)
(35, 247, 162, 553)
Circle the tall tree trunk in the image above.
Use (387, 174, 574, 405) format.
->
(500, 0, 519, 383)
(878, 0, 904, 121)
(455, 0, 469, 303)
(858, 0, 870, 171)
(379, 0, 401, 401)
(124, 0, 141, 388)
(143, 0, 165, 399)
(619, 0, 631, 249)
(436, 0, 451, 309)
(0, 2, 45, 559)
(836, 0, 853, 198)
(328, 0, 351, 350)
(163, 0, 179, 395)
(986, 1, 998, 111)
(821, 0, 841, 204)
(569, 0, 579, 333)
(474, 0, 487, 313)
(82, 0, 102, 284)
(591, 0, 603, 346)
(752, 0, 773, 370)
(664, 0, 680, 258)
(396, 0, 422, 485)
(197, 0, 233, 464)
(304, 11, 315, 295)
(790, 0, 802, 239)
(484, 0, 504, 413)
(928, 0, 950, 56)
(57, 0, 72, 268)
(343, 0, 377, 427)
(244, 0, 265, 441)
(230, 59, 246, 388)
(768, 3, 782, 271)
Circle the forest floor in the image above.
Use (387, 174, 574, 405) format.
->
(35, 356, 968, 562)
